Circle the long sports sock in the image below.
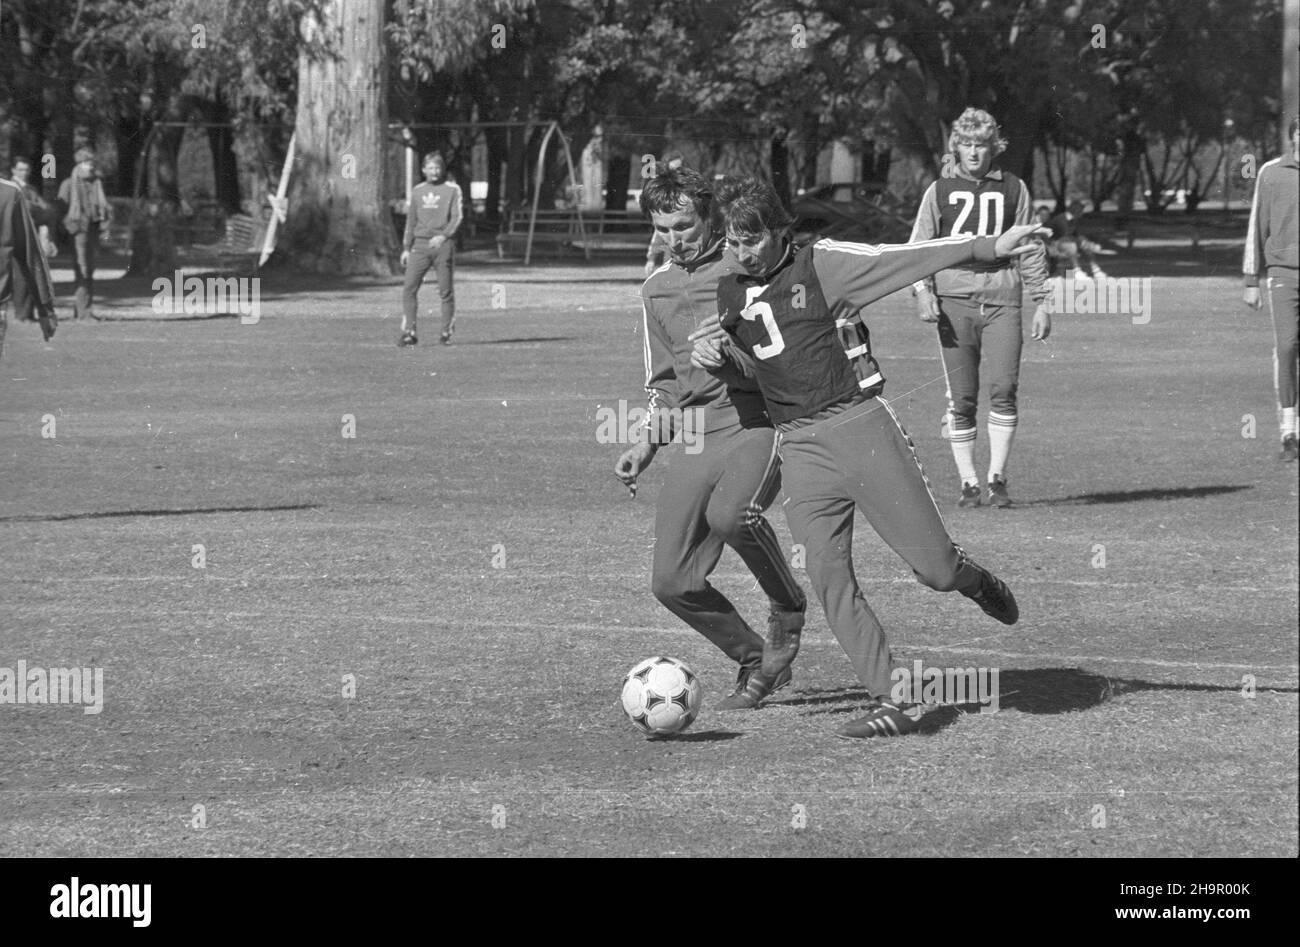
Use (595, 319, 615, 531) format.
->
(950, 424, 978, 486)
(987, 411, 1018, 481)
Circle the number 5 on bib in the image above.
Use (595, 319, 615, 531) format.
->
(741, 285, 786, 359)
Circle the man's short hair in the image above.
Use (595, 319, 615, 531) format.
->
(11, 156, 32, 169)
(74, 146, 96, 163)
(640, 166, 715, 224)
(716, 176, 793, 238)
(1067, 198, 1085, 214)
(422, 150, 444, 165)
(947, 108, 1008, 157)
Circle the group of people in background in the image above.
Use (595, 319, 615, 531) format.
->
(0, 145, 114, 358)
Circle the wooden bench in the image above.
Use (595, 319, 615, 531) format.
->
(190, 213, 269, 274)
(496, 207, 590, 260)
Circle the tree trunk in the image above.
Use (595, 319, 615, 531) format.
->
(285, 0, 393, 274)
(604, 153, 629, 212)
(113, 115, 144, 198)
(505, 121, 526, 209)
(153, 121, 183, 205)
(770, 133, 790, 207)
(1115, 127, 1143, 227)
(485, 125, 505, 225)
(206, 103, 242, 214)
(799, 113, 821, 191)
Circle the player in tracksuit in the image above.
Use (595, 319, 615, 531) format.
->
(0, 177, 56, 361)
(1243, 116, 1299, 461)
(910, 109, 1051, 508)
(400, 151, 463, 347)
(691, 176, 1042, 738)
(613, 167, 807, 710)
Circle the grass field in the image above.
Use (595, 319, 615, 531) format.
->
(1, 239, 1296, 857)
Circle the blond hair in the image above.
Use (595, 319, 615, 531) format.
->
(947, 108, 1007, 157)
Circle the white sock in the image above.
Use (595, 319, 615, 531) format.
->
(987, 411, 1018, 482)
(950, 424, 978, 486)
(1283, 406, 1298, 439)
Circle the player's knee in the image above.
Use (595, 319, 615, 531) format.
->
(705, 498, 756, 542)
(651, 571, 693, 607)
(950, 407, 977, 430)
(989, 391, 1018, 416)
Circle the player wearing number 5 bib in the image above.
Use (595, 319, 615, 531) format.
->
(614, 167, 807, 712)
(697, 177, 1043, 738)
(910, 109, 1050, 508)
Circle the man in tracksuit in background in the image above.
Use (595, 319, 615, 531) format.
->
(400, 151, 462, 347)
(614, 167, 807, 711)
(1243, 116, 1299, 461)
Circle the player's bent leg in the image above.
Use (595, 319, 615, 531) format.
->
(780, 431, 894, 699)
(840, 398, 964, 590)
(702, 425, 807, 678)
(831, 397, 1017, 625)
(701, 426, 802, 609)
(651, 446, 766, 674)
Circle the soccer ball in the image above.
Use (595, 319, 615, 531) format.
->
(620, 656, 703, 736)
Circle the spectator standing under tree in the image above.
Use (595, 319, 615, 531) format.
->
(6, 157, 57, 322)
(399, 150, 462, 348)
(1, 176, 57, 359)
(57, 146, 113, 321)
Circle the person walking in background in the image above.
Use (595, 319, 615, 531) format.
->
(1243, 116, 1300, 461)
(399, 151, 462, 348)
(57, 146, 113, 321)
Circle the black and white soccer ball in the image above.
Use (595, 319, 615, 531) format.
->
(620, 656, 703, 736)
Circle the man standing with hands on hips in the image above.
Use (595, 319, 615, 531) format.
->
(400, 151, 462, 348)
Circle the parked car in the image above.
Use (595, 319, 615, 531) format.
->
(791, 182, 914, 245)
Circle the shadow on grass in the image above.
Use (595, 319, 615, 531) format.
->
(0, 502, 322, 523)
(72, 312, 244, 323)
(649, 730, 744, 743)
(467, 336, 576, 346)
(775, 666, 1293, 733)
(1020, 484, 1250, 507)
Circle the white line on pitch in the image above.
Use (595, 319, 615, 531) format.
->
(1, 573, 1295, 594)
